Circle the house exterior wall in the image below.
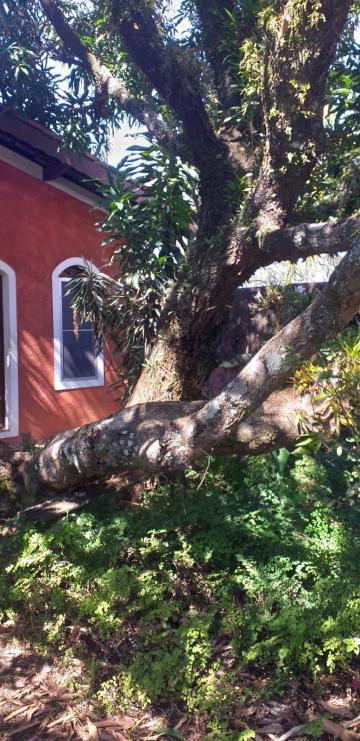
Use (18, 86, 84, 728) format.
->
(0, 157, 119, 442)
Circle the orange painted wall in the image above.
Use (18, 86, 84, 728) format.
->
(0, 158, 120, 442)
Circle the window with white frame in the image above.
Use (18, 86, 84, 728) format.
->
(52, 258, 104, 390)
(0, 259, 18, 438)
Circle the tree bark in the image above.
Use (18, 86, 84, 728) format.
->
(39, 0, 354, 409)
(35, 241, 360, 491)
(34, 0, 358, 477)
(129, 212, 360, 405)
(34, 388, 317, 492)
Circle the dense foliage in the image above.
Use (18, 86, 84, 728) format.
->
(1, 449, 359, 736)
(0, 0, 122, 153)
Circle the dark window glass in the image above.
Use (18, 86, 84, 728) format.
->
(61, 281, 97, 379)
(62, 331, 96, 379)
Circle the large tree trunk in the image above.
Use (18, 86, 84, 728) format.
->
(32, 389, 317, 491)
(33, 0, 358, 492)
(38, 0, 354, 410)
(33, 241, 360, 492)
(128, 211, 360, 405)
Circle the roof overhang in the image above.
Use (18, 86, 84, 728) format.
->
(0, 107, 112, 195)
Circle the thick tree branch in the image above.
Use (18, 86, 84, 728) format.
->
(34, 388, 315, 492)
(20, 389, 318, 520)
(261, 214, 360, 265)
(192, 1, 260, 174)
(160, 239, 360, 462)
(110, 0, 231, 181)
(36, 239, 360, 490)
(39, 0, 188, 158)
(128, 211, 360, 406)
(195, 1, 355, 337)
(216, 125, 257, 174)
(171, 211, 360, 376)
(193, 0, 238, 110)
(251, 0, 353, 232)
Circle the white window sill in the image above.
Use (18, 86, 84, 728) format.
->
(54, 375, 104, 391)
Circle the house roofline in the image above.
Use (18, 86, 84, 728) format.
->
(0, 106, 114, 194)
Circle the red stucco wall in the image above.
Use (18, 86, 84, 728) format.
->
(0, 157, 120, 442)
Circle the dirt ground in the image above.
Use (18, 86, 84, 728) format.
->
(1, 629, 360, 740)
(0, 631, 194, 741)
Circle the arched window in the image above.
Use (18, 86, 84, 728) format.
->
(0, 260, 18, 438)
(52, 258, 104, 390)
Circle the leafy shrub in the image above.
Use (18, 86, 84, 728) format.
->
(0, 450, 359, 727)
(295, 326, 360, 448)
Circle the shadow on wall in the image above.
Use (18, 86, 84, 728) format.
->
(19, 330, 118, 441)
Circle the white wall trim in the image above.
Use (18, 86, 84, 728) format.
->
(0, 260, 19, 438)
(0, 145, 101, 207)
(52, 257, 104, 391)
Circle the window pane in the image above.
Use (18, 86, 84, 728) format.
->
(62, 330, 97, 379)
(61, 281, 92, 331)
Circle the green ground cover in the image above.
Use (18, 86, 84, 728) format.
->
(0, 449, 359, 737)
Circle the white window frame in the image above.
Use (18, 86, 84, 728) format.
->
(52, 257, 104, 391)
(0, 260, 19, 438)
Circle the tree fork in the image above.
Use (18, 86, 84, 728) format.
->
(129, 211, 360, 405)
(32, 240, 360, 492)
(37, 0, 355, 408)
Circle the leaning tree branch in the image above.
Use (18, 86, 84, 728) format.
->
(35, 239, 360, 491)
(160, 238, 360, 463)
(173, 212, 360, 363)
(261, 214, 360, 266)
(33, 388, 317, 493)
(39, 0, 189, 159)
